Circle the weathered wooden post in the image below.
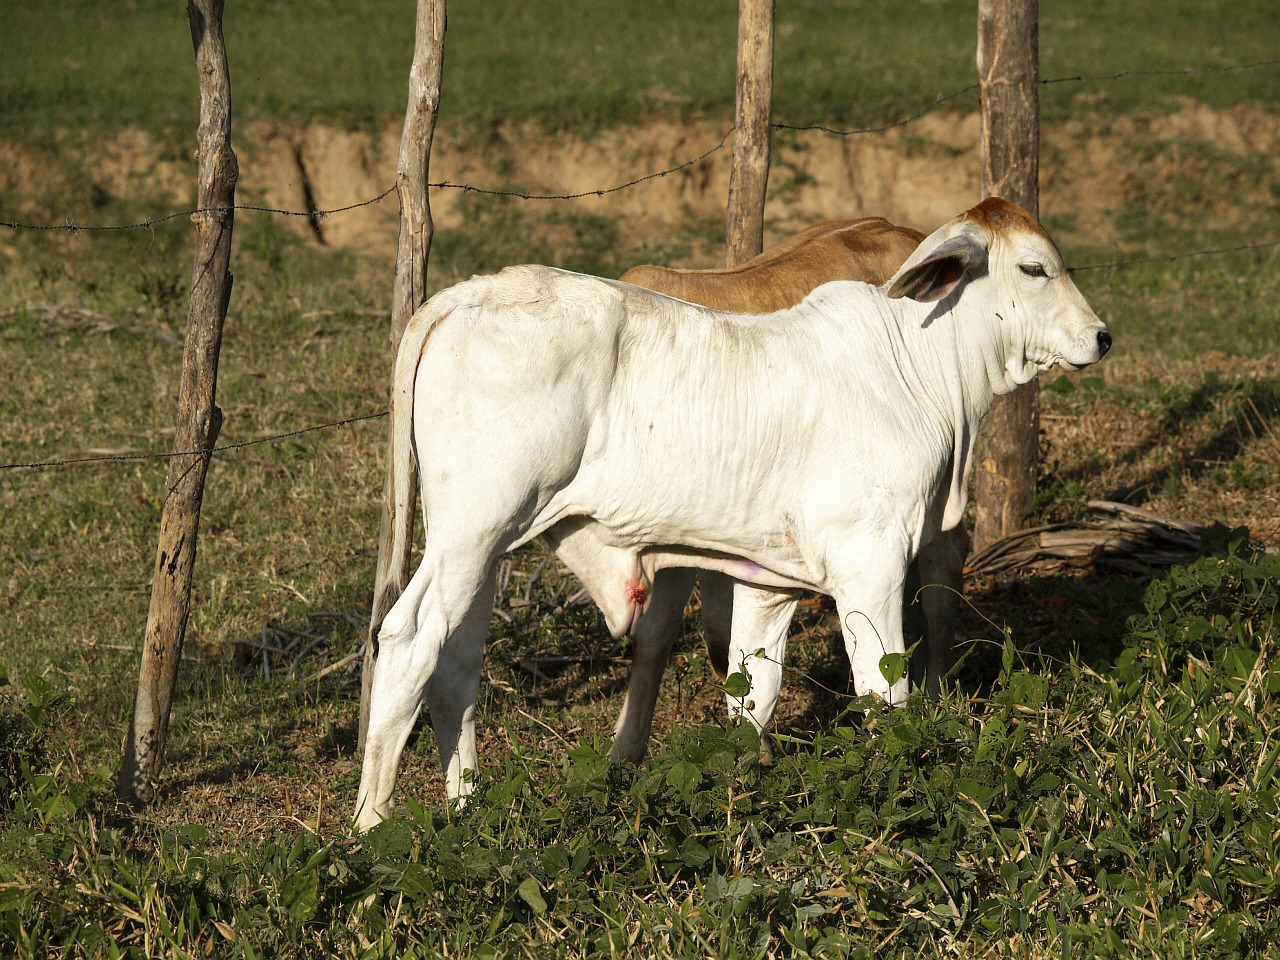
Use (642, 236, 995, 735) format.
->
(973, 0, 1040, 551)
(725, 0, 775, 266)
(119, 0, 237, 803)
(359, 0, 447, 750)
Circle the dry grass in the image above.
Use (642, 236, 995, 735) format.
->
(1042, 352, 1280, 542)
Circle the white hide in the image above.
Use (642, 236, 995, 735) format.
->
(355, 198, 1110, 831)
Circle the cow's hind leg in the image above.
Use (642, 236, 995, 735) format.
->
(426, 567, 498, 802)
(355, 549, 495, 831)
(610, 567, 696, 763)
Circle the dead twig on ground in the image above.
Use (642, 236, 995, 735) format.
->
(965, 499, 1219, 578)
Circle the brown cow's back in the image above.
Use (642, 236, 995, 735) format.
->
(620, 217, 924, 314)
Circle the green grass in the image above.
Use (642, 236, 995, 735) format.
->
(1072, 248, 1280, 360)
(3, 545, 1279, 956)
(1, 0, 1276, 139)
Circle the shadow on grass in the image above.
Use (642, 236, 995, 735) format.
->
(458, 559, 1165, 757)
(110, 583, 374, 805)
(1062, 375, 1280, 505)
(762, 564, 1155, 745)
(123, 549, 1167, 809)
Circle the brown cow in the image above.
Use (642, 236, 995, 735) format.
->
(622, 217, 924, 314)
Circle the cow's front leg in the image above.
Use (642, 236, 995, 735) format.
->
(908, 524, 968, 695)
(723, 583, 800, 746)
(832, 549, 912, 707)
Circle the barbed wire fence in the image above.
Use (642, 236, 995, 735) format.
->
(5, 58, 1277, 227)
(2, 56, 1279, 476)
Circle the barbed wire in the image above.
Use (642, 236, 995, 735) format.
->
(429, 127, 735, 201)
(779, 57, 1280, 136)
(1068, 238, 1280, 273)
(772, 84, 978, 136)
(2, 55, 1275, 232)
(0, 411, 388, 472)
(0, 186, 399, 234)
(1040, 57, 1280, 86)
(0, 130, 734, 228)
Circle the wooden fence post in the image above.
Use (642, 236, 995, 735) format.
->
(725, 0, 774, 267)
(359, 0, 447, 751)
(119, 0, 237, 804)
(973, 0, 1040, 552)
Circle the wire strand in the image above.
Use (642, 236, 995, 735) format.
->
(0, 186, 399, 234)
(1040, 57, 1280, 86)
(1068, 238, 1280, 273)
(0, 411, 388, 472)
(773, 85, 980, 135)
(428, 127, 735, 200)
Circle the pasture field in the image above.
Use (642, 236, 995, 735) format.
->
(2, 1, 1280, 957)
(2, 0, 1276, 138)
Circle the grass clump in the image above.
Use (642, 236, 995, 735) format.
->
(0, 669, 54, 817)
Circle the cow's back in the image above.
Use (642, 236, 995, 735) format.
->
(620, 217, 924, 313)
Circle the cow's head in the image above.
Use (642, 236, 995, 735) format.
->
(886, 197, 1111, 388)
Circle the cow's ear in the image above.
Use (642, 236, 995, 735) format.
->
(886, 233, 985, 303)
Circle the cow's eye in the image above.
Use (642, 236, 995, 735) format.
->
(1019, 263, 1048, 278)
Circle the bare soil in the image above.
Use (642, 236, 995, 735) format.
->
(3, 101, 1278, 265)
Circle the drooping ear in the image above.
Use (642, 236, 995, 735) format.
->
(886, 232, 986, 303)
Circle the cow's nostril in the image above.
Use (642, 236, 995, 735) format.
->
(1097, 329, 1112, 355)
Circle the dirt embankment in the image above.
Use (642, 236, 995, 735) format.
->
(3, 101, 1278, 265)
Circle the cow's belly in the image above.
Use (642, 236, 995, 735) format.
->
(517, 404, 941, 600)
(639, 546, 818, 592)
(541, 511, 819, 641)
(534, 470, 825, 591)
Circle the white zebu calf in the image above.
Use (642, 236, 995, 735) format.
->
(611, 216, 965, 769)
(355, 197, 1110, 831)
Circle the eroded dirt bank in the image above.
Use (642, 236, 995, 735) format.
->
(2, 101, 1278, 265)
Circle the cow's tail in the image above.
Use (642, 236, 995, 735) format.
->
(386, 298, 455, 596)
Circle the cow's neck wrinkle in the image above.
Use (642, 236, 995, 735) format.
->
(891, 296, 1005, 532)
